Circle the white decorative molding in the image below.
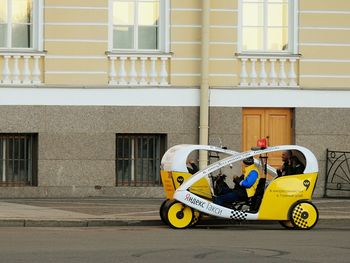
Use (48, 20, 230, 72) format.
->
(0, 88, 350, 108)
(107, 53, 172, 86)
(0, 52, 45, 85)
(236, 54, 300, 87)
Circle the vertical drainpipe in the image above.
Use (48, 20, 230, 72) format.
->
(199, 0, 210, 169)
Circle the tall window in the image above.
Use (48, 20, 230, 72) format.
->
(110, 0, 168, 51)
(240, 0, 296, 53)
(0, 134, 38, 186)
(116, 134, 166, 186)
(0, 0, 39, 48)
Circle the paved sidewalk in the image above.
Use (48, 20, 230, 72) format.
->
(0, 198, 349, 227)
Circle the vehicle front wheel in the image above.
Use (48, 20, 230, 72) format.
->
(166, 201, 194, 229)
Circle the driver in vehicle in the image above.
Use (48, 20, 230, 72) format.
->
(214, 157, 260, 207)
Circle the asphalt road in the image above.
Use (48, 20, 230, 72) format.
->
(0, 221, 349, 263)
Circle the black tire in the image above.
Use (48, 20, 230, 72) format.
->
(159, 199, 169, 225)
(190, 210, 202, 227)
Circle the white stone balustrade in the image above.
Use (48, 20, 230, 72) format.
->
(0, 53, 45, 85)
(107, 54, 171, 86)
(236, 55, 300, 87)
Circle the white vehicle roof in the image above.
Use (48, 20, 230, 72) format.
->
(161, 144, 318, 175)
(161, 144, 237, 172)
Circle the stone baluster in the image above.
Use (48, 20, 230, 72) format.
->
(150, 57, 158, 85)
(269, 58, 277, 86)
(2, 55, 11, 84)
(240, 58, 248, 86)
(259, 58, 268, 86)
(129, 56, 138, 85)
(249, 58, 257, 86)
(12, 55, 21, 84)
(288, 58, 297, 86)
(160, 57, 168, 85)
(23, 55, 31, 84)
(139, 57, 148, 85)
(118, 56, 127, 85)
(278, 58, 287, 86)
(32, 55, 41, 84)
(108, 56, 117, 85)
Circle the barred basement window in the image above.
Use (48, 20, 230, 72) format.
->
(116, 134, 166, 186)
(0, 134, 38, 186)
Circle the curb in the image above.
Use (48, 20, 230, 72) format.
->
(0, 218, 349, 227)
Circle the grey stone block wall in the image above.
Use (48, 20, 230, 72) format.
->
(1, 105, 348, 198)
(209, 107, 242, 151)
(0, 105, 199, 198)
(295, 108, 350, 197)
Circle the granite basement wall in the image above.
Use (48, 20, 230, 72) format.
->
(0, 105, 348, 198)
(0, 105, 199, 198)
(295, 108, 350, 197)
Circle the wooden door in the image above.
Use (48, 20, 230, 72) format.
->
(243, 108, 292, 167)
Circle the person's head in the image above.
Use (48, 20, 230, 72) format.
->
(243, 156, 254, 166)
(281, 150, 293, 162)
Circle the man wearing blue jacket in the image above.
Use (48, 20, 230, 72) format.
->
(214, 157, 260, 206)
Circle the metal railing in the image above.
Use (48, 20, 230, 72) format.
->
(0, 134, 37, 186)
(325, 149, 350, 196)
(115, 134, 166, 186)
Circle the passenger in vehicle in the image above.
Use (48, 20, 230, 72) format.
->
(186, 159, 199, 174)
(276, 150, 305, 177)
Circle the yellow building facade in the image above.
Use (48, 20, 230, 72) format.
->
(0, 0, 349, 198)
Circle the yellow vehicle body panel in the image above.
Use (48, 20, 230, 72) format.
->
(161, 170, 212, 200)
(258, 173, 318, 220)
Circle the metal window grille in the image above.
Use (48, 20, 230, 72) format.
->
(116, 134, 166, 186)
(0, 134, 38, 186)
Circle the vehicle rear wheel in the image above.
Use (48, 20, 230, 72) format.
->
(190, 210, 202, 227)
(289, 201, 319, 230)
(167, 201, 194, 229)
(159, 199, 169, 225)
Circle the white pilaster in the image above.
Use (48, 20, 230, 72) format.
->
(240, 58, 248, 86)
(129, 57, 138, 85)
(278, 58, 287, 87)
(12, 56, 21, 84)
(108, 56, 117, 85)
(118, 56, 127, 85)
(139, 56, 148, 85)
(259, 58, 267, 86)
(150, 57, 158, 85)
(269, 59, 277, 86)
(23, 56, 31, 84)
(249, 58, 257, 86)
(32, 55, 41, 84)
(2, 55, 11, 84)
(160, 57, 168, 85)
(288, 58, 297, 87)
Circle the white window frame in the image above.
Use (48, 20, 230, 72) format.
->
(238, 0, 298, 54)
(108, 0, 170, 53)
(0, 0, 43, 51)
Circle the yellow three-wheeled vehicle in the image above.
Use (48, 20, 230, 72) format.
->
(159, 144, 319, 230)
